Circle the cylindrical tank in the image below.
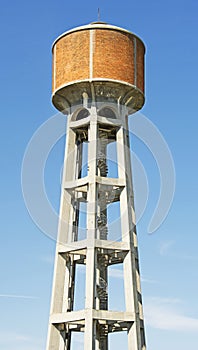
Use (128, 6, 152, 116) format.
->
(52, 22, 145, 112)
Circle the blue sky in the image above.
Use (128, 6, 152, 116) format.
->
(0, 0, 198, 349)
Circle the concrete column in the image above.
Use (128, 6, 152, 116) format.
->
(84, 107, 98, 350)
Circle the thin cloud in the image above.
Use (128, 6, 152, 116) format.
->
(40, 254, 54, 264)
(108, 267, 123, 279)
(109, 267, 157, 284)
(0, 294, 38, 299)
(172, 253, 198, 262)
(0, 331, 44, 350)
(159, 241, 198, 261)
(72, 333, 84, 345)
(145, 297, 198, 332)
(141, 277, 158, 284)
(76, 265, 157, 284)
(0, 332, 32, 343)
(159, 240, 175, 256)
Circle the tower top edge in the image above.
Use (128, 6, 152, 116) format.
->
(52, 22, 145, 51)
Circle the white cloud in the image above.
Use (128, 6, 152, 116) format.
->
(145, 297, 198, 332)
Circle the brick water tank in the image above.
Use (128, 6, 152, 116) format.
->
(52, 22, 145, 112)
(46, 21, 147, 350)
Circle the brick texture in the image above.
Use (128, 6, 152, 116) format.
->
(93, 30, 135, 84)
(53, 31, 90, 91)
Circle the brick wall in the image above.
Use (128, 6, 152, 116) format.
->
(53, 31, 90, 91)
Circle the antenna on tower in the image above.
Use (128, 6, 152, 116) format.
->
(98, 7, 101, 21)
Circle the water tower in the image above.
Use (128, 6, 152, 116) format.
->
(46, 22, 146, 350)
